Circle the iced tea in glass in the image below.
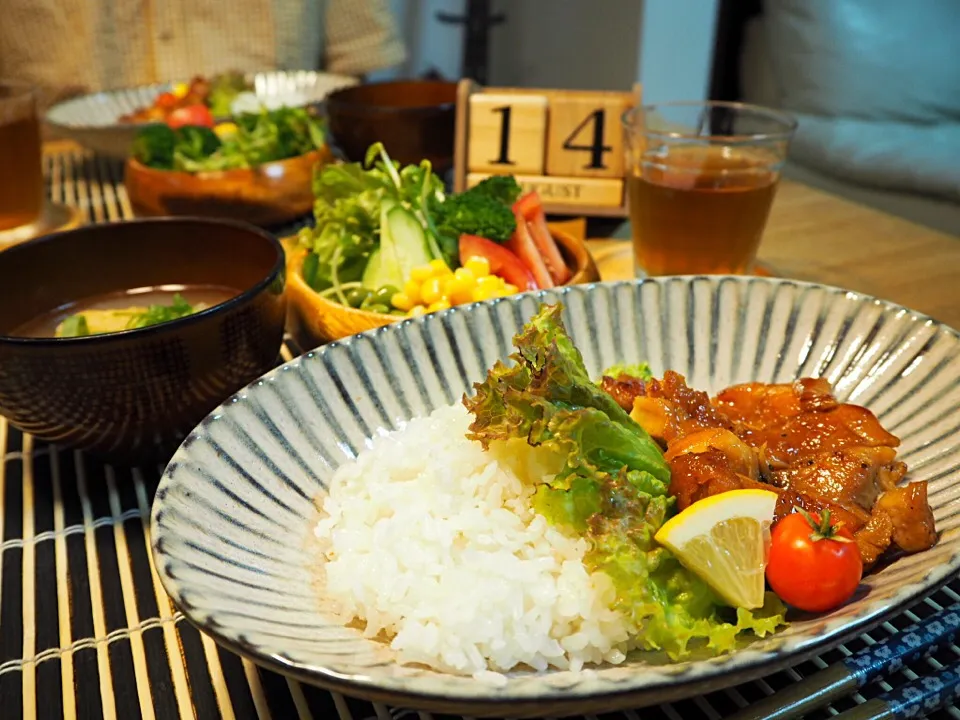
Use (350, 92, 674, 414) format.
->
(623, 102, 796, 276)
(0, 81, 43, 231)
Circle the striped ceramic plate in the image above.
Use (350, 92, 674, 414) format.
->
(150, 277, 960, 718)
(45, 70, 357, 159)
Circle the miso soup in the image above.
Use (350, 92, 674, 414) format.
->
(13, 284, 240, 338)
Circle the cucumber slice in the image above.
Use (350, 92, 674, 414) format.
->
(361, 203, 433, 291)
(363, 204, 432, 291)
(361, 249, 396, 290)
(386, 205, 432, 273)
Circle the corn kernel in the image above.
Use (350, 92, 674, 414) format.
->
(410, 265, 433, 282)
(172, 82, 189, 98)
(445, 276, 475, 305)
(453, 267, 476, 284)
(427, 299, 451, 313)
(473, 285, 498, 302)
(503, 283, 518, 294)
(464, 256, 491, 277)
(420, 276, 444, 305)
(403, 279, 421, 304)
(475, 275, 501, 294)
(391, 292, 415, 311)
(409, 305, 427, 317)
(429, 259, 451, 275)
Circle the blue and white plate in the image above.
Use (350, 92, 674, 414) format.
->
(45, 70, 357, 159)
(150, 277, 960, 718)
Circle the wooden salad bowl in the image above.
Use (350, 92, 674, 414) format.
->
(125, 146, 332, 227)
(283, 227, 601, 348)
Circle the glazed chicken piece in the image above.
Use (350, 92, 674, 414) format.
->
(749, 405, 900, 468)
(667, 449, 751, 509)
(602, 374, 646, 413)
(714, 379, 899, 466)
(665, 427, 760, 479)
(664, 428, 761, 508)
(665, 428, 871, 530)
(714, 378, 838, 425)
(875, 482, 937, 553)
(852, 483, 937, 567)
(855, 512, 896, 568)
(605, 370, 733, 445)
(774, 446, 906, 515)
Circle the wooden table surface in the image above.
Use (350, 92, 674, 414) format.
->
(586, 180, 960, 330)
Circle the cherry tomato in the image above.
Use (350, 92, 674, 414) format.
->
(458, 235, 538, 291)
(166, 104, 215, 129)
(766, 508, 863, 613)
(154, 92, 179, 110)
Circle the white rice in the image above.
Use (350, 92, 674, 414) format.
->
(315, 403, 635, 680)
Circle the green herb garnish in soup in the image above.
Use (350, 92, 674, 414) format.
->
(56, 294, 201, 337)
(12, 285, 238, 339)
(126, 293, 199, 329)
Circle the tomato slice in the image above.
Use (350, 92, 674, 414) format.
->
(526, 209, 571, 285)
(512, 191, 570, 285)
(513, 191, 542, 221)
(506, 220, 554, 289)
(166, 105, 215, 129)
(459, 235, 538, 291)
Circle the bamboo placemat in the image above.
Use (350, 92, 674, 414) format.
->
(1, 144, 957, 720)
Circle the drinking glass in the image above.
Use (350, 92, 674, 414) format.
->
(623, 101, 796, 277)
(0, 81, 43, 231)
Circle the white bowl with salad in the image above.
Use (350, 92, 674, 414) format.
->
(285, 144, 599, 345)
(45, 70, 357, 160)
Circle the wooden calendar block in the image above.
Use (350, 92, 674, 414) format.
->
(454, 80, 640, 217)
(467, 94, 548, 175)
(545, 93, 633, 178)
(468, 173, 623, 209)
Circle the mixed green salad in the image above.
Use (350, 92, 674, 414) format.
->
(132, 107, 326, 173)
(296, 143, 573, 318)
(464, 304, 787, 658)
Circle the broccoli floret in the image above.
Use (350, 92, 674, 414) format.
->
(131, 125, 177, 169)
(469, 174, 523, 206)
(434, 192, 517, 243)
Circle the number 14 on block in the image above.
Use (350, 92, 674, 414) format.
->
(467, 91, 631, 179)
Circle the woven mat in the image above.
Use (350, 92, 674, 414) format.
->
(1, 145, 957, 720)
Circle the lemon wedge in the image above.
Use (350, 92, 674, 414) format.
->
(655, 489, 778, 609)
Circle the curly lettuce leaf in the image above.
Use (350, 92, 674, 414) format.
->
(463, 303, 786, 659)
(466, 306, 668, 483)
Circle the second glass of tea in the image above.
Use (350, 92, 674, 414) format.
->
(623, 101, 796, 277)
(0, 81, 43, 231)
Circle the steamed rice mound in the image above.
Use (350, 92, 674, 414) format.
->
(315, 404, 637, 678)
